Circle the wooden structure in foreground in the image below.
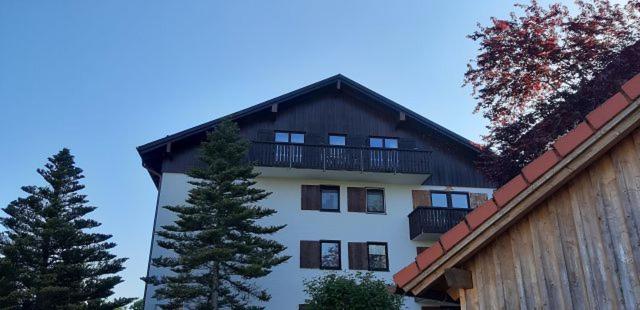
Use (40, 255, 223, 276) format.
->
(393, 73, 640, 309)
(461, 127, 640, 309)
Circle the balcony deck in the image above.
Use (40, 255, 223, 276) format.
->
(408, 206, 471, 240)
(247, 141, 431, 174)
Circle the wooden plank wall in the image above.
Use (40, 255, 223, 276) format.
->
(460, 128, 640, 310)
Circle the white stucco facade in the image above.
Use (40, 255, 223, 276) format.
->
(144, 172, 493, 309)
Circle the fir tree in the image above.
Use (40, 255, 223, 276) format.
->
(145, 120, 290, 309)
(0, 148, 134, 309)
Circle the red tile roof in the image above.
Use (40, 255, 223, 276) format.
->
(393, 73, 640, 290)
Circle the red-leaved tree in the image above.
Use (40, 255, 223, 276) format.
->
(466, 0, 640, 185)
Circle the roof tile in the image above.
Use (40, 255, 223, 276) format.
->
(622, 73, 640, 100)
(440, 221, 471, 251)
(586, 92, 630, 129)
(416, 242, 444, 270)
(393, 262, 420, 288)
(493, 174, 529, 208)
(465, 200, 499, 230)
(521, 150, 562, 183)
(552, 122, 594, 157)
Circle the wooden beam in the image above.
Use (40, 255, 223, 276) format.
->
(446, 287, 460, 301)
(399, 111, 406, 121)
(406, 96, 640, 295)
(165, 142, 172, 154)
(337, 80, 341, 90)
(444, 268, 473, 289)
(271, 103, 278, 113)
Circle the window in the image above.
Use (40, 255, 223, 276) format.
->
(384, 138, 398, 149)
(329, 135, 346, 146)
(367, 242, 389, 271)
(430, 191, 470, 209)
(451, 193, 470, 209)
(431, 193, 448, 208)
(369, 137, 384, 148)
(320, 186, 340, 211)
(369, 137, 398, 149)
(291, 133, 305, 144)
(274, 131, 305, 144)
(320, 241, 341, 269)
(366, 189, 385, 213)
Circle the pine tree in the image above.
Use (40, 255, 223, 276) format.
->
(144, 120, 290, 309)
(0, 148, 134, 309)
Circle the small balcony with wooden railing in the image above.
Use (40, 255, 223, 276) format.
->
(408, 206, 471, 240)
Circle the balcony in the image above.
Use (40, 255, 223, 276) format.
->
(247, 141, 431, 184)
(248, 141, 431, 173)
(408, 207, 471, 240)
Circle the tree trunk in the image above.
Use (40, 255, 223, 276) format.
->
(210, 263, 219, 310)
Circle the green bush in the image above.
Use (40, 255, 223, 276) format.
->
(303, 272, 403, 309)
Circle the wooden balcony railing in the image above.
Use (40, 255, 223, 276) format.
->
(408, 206, 471, 240)
(247, 141, 431, 174)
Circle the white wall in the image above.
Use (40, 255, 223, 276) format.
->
(144, 172, 493, 309)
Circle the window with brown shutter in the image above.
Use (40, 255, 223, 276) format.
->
(301, 185, 321, 210)
(347, 242, 368, 270)
(347, 187, 366, 212)
(348, 242, 390, 271)
(299, 240, 320, 269)
(412, 190, 431, 208)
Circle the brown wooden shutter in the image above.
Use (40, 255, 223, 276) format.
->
(348, 242, 368, 270)
(347, 187, 366, 212)
(301, 185, 321, 210)
(412, 190, 431, 208)
(300, 241, 320, 269)
(469, 193, 489, 209)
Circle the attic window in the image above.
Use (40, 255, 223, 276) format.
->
(275, 131, 305, 144)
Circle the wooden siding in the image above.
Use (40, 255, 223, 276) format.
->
(161, 89, 491, 187)
(459, 128, 640, 309)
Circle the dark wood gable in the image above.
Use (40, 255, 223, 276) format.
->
(143, 75, 493, 188)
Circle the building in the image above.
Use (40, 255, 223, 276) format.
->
(138, 75, 494, 309)
(392, 71, 640, 308)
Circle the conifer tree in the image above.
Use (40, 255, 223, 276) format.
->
(145, 120, 290, 309)
(0, 148, 134, 309)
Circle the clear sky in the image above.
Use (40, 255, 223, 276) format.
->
(1, 0, 563, 300)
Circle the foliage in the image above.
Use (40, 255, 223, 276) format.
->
(129, 299, 144, 310)
(465, 0, 640, 184)
(0, 148, 134, 309)
(303, 272, 404, 310)
(144, 120, 290, 309)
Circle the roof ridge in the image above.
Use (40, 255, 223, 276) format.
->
(393, 72, 640, 290)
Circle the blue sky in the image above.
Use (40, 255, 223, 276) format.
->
(1, 0, 562, 299)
